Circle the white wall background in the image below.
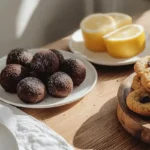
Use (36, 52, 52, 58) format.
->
(1, 0, 150, 56)
(94, 0, 150, 19)
(0, 0, 85, 56)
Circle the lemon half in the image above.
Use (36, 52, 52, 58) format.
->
(106, 12, 132, 28)
(80, 13, 116, 52)
(103, 24, 146, 58)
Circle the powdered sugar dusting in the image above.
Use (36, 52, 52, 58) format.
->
(48, 72, 73, 97)
(17, 77, 46, 103)
(31, 50, 59, 75)
(6, 48, 33, 67)
(0, 64, 28, 93)
(61, 58, 86, 86)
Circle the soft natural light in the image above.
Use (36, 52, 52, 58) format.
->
(15, 0, 40, 38)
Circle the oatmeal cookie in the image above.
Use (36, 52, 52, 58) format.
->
(141, 68, 150, 92)
(126, 88, 150, 116)
(131, 75, 141, 90)
(134, 56, 150, 77)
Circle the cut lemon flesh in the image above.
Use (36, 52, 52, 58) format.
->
(106, 12, 132, 28)
(103, 24, 146, 58)
(80, 13, 116, 52)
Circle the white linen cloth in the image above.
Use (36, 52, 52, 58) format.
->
(0, 102, 73, 150)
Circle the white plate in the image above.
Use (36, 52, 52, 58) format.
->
(69, 29, 150, 66)
(0, 123, 19, 150)
(0, 49, 97, 108)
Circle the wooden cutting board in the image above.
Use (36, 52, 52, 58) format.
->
(117, 73, 150, 144)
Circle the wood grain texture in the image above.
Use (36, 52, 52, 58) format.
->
(117, 73, 150, 144)
(20, 13, 150, 149)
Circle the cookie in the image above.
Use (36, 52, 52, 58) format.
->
(141, 68, 150, 92)
(134, 56, 150, 77)
(126, 88, 150, 116)
(131, 75, 141, 90)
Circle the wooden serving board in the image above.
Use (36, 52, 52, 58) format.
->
(117, 73, 150, 144)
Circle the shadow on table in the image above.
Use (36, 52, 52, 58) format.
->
(73, 97, 149, 150)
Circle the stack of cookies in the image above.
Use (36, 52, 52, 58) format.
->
(126, 56, 150, 116)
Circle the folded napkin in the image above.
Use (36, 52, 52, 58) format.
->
(0, 102, 73, 150)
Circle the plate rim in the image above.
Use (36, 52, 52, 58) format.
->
(69, 29, 146, 66)
(0, 49, 98, 108)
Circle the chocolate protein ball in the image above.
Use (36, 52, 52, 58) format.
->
(51, 49, 64, 66)
(30, 50, 59, 75)
(28, 70, 39, 78)
(6, 48, 33, 67)
(28, 70, 48, 84)
(61, 58, 86, 86)
(38, 73, 49, 85)
(0, 64, 28, 93)
(17, 77, 46, 104)
(47, 72, 73, 98)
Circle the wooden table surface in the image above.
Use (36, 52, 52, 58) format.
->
(22, 11, 150, 150)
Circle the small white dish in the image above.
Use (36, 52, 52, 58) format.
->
(69, 29, 150, 66)
(0, 49, 97, 108)
(0, 123, 19, 150)
(0, 105, 17, 134)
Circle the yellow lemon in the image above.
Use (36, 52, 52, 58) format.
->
(106, 12, 132, 28)
(103, 24, 146, 58)
(80, 13, 116, 52)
